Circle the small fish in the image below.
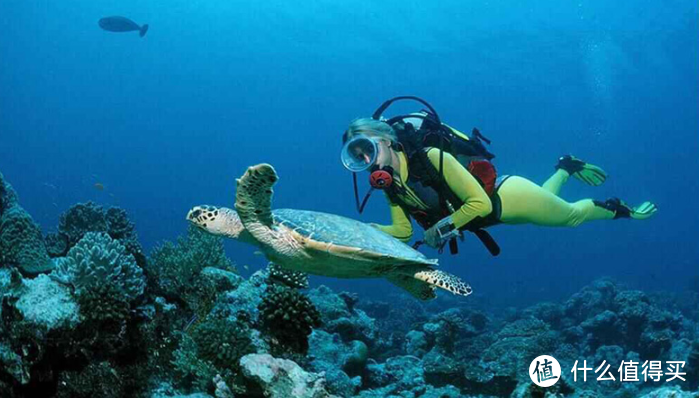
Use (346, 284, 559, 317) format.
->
(43, 182, 57, 190)
(243, 265, 250, 270)
(98, 16, 149, 37)
(253, 251, 263, 256)
(94, 182, 105, 191)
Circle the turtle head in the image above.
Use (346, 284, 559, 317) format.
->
(186, 205, 245, 239)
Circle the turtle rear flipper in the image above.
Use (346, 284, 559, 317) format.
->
(386, 274, 437, 301)
(413, 269, 473, 297)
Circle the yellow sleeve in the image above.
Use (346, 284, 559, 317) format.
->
(426, 148, 492, 229)
(372, 199, 413, 242)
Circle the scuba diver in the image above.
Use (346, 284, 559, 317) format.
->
(340, 96, 658, 256)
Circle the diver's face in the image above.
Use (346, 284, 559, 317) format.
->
(373, 139, 394, 169)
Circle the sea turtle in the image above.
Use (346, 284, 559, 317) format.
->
(186, 164, 472, 300)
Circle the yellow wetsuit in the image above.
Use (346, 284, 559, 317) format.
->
(374, 148, 616, 242)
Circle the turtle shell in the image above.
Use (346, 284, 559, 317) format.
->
(272, 209, 436, 266)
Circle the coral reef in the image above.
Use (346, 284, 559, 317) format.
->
(56, 201, 146, 267)
(51, 232, 145, 301)
(0, 205, 52, 274)
(148, 226, 235, 316)
(0, 173, 697, 398)
(57, 201, 109, 247)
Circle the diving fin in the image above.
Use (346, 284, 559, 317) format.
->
(556, 155, 607, 186)
(594, 198, 658, 220)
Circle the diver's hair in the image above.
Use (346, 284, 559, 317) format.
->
(343, 118, 397, 144)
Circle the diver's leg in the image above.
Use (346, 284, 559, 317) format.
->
(541, 155, 609, 196)
(499, 176, 615, 226)
(541, 169, 570, 195)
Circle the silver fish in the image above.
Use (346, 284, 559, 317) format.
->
(98, 16, 149, 37)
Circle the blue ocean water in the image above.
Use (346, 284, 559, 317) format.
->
(1, 0, 697, 307)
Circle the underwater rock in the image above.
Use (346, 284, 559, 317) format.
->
(308, 330, 367, 375)
(307, 332, 358, 396)
(422, 348, 464, 388)
(0, 206, 52, 274)
(239, 353, 336, 398)
(309, 285, 353, 321)
(325, 310, 378, 347)
(308, 287, 378, 347)
(220, 269, 268, 322)
(404, 330, 429, 357)
(368, 355, 424, 391)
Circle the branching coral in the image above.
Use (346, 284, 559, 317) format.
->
(267, 262, 308, 289)
(52, 232, 145, 301)
(148, 225, 234, 313)
(259, 285, 321, 354)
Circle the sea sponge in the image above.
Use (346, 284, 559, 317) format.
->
(52, 232, 145, 301)
(0, 206, 52, 274)
(267, 263, 308, 289)
(259, 284, 321, 353)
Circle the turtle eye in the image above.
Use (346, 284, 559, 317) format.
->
(191, 209, 202, 219)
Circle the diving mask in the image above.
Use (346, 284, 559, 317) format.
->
(340, 135, 381, 173)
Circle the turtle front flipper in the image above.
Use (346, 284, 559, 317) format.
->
(413, 269, 473, 297)
(235, 164, 302, 255)
(236, 164, 276, 228)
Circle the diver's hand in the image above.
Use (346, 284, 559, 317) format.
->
(424, 216, 458, 249)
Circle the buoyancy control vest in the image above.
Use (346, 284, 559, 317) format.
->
(372, 96, 502, 256)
